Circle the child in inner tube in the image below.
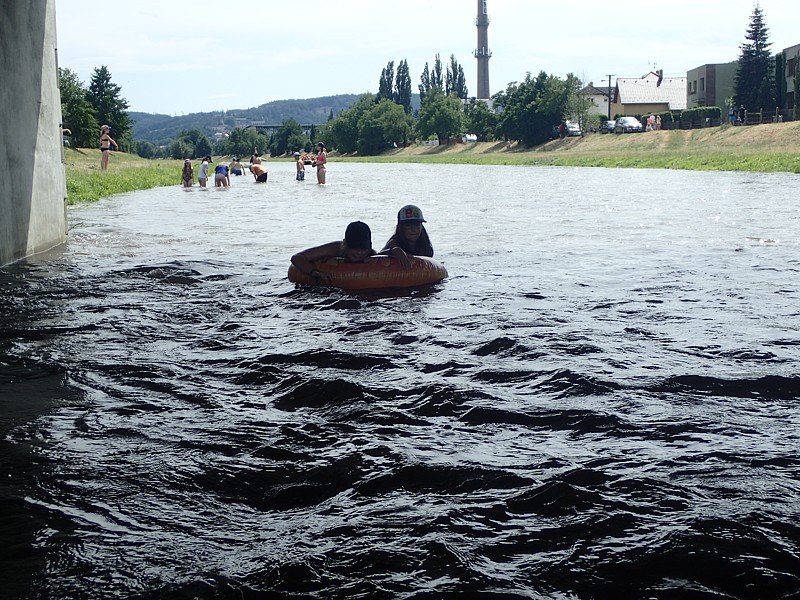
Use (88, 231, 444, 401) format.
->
(291, 221, 376, 284)
(380, 204, 434, 268)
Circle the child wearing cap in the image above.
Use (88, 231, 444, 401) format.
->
(181, 159, 194, 187)
(294, 152, 305, 181)
(291, 221, 375, 284)
(381, 204, 434, 267)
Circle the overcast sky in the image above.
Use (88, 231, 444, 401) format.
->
(55, 0, 798, 116)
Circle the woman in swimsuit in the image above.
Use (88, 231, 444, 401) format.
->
(314, 142, 327, 184)
(99, 125, 118, 171)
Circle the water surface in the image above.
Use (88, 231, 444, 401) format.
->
(2, 162, 799, 599)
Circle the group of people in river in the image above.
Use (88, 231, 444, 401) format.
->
(290, 204, 433, 284)
(179, 142, 328, 188)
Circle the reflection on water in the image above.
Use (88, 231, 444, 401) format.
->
(2, 162, 800, 598)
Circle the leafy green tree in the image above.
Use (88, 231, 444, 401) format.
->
(269, 119, 310, 156)
(58, 67, 99, 148)
(494, 71, 569, 146)
(416, 87, 466, 143)
(195, 136, 212, 159)
(325, 94, 377, 154)
(134, 140, 157, 159)
(356, 99, 414, 155)
(86, 65, 132, 150)
(219, 127, 268, 158)
(734, 4, 775, 110)
(563, 73, 590, 128)
(395, 59, 413, 114)
(170, 139, 192, 160)
(378, 61, 394, 102)
(465, 99, 498, 141)
(446, 54, 468, 100)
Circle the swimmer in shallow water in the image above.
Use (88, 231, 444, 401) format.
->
(380, 204, 434, 268)
(290, 221, 376, 284)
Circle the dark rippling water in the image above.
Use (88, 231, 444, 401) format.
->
(2, 162, 799, 599)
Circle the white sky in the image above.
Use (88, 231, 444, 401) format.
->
(55, 0, 799, 116)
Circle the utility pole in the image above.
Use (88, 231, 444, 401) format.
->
(606, 74, 615, 121)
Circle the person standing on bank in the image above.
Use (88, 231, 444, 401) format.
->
(99, 125, 118, 171)
(314, 142, 327, 184)
(381, 204, 434, 268)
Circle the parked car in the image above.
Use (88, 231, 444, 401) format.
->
(614, 117, 643, 134)
(566, 122, 583, 137)
(599, 120, 615, 134)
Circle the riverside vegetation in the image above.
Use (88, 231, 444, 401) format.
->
(65, 122, 800, 203)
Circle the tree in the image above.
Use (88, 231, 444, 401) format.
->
(419, 63, 431, 105)
(134, 140, 157, 159)
(378, 61, 394, 102)
(194, 136, 213, 159)
(446, 55, 468, 100)
(431, 54, 444, 91)
(86, 66, 132, 150)
(494, 71, 570, 146)
(356, 99, 414, 155)
(58, 68, 99, 148)
(563, 74, 590, 129)
(419, 54, 445, 104)
(223, 127, 268, 158)
(465, 99, 498, 141)
(170, 139, 192, 160)
(734, 4, 775, 111)
(269, 119, 310, 156)
(325, 94, 377, 154)
(394, 59, 413, 114)
(416, 87, 466, 143)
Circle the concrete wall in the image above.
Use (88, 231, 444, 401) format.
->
(0, 0, 67, 266)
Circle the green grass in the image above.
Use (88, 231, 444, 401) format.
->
(64, 148, 185, 204)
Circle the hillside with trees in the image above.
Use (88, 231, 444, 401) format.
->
(129, 95, 366, 146)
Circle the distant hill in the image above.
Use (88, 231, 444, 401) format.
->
(129, 94, 364, 145)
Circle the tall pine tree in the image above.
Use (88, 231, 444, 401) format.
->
(87, 66, 132, 149)
(734, 4, 774, 111)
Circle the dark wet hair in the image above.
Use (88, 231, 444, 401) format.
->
(344, 221, 371, 250)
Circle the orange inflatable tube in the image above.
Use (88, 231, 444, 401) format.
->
(288, 256, 448, 290)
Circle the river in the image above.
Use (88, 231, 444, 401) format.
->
(1, 161, 799, 599)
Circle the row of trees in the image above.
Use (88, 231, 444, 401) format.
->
(59, 66, 132, 149)
(133, 119, 324, 160)
(321, 53, 582, 154)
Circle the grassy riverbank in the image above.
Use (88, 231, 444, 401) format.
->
(64, 121, 800, 203)
(349, 121, 800, 173)
(64, 148, 181, 204)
